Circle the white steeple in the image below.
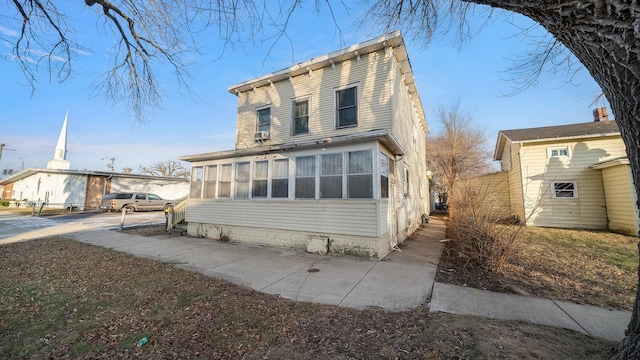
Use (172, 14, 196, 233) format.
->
(47, 111, 71, 170)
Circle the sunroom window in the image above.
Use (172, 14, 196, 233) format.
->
(252, 161, 268, 198)
(218, 164, 232, 198)
(320, 153, 343, 198)
(190, 166, 203, 198)
(295, 156, 316, 199)
(272, 159, 289, 198)
(235, 162, 250, 198)
(347, 150, 373, 198)
(204, 165, 217, 198)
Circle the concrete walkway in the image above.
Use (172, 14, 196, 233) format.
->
(2, 214, 631, 342)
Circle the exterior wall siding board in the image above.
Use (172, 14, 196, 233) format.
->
(519, 137, 626, 229)
(602, 165, 639, 235)
(187, 199, 381, 237)
(508, 142, 525, 220)
(235, 52, 392, 150)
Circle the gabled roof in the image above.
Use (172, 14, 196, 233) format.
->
(494, 121, 620, 160)
(227, 30, 427, 131)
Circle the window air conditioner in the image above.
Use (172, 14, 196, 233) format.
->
(254, 131, 270, 141)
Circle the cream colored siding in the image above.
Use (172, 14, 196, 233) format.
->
(602, 165, 639, 235)
(187, 199, 381, 237)
(235, 51, 392, 149)
(519, 136, 626, 229)
(455, 172, 511, 220)
(508, 142, 525, 220)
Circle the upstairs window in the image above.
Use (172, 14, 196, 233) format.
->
(552, 181, 578, 198)
(347, 150, 373, 198)
(295, 155, 316, 199)
(335, 85, 358, 128)
(257, 107, 271, 133)
(272, 159, 289, 198)
(293, 99, 309, 135)
(204, 165, 217, 198)
(190, 166, 203, 198)
(547, 146, 571, 158)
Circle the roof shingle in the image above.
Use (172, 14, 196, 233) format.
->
(500, 121, 619, 142)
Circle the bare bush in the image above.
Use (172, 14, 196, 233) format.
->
(447, 176, 523, 273)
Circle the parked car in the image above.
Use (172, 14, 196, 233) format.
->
(99, 192, 175, 212)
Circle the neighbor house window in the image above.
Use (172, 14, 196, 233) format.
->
(295, 155, 316, 199)
(235, 162, 250, 198)
(272, 159, 289, 198)
(293, 99, 309, 135)
(252, 161, 268, 198)
(380, 152, 390, 198)
(204, 165, 217, 198)
(552, 181, 578, 198)
(257, 107, 271, 133)
(218, 164, 232, 198)
(320, 153, 343, 198)
(190, 166, 203, 198)
(335, 85, 358, 128)
(347, 150, 373, 198)
(547, 146, 571, 158)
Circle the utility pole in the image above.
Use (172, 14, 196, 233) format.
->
(0, 144, 16, 162)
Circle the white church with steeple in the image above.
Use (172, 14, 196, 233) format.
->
(0, 112, 189, 209)
(46, 111, 71, 170)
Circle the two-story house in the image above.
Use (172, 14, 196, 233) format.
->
(179, 31, 429, 259)
(493, 108, 639, 235)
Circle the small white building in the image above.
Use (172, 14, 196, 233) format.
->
(180, 31, 430, 259)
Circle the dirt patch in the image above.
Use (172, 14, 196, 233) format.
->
(120, 225, 168, 237)
(0, 237, 617, 359)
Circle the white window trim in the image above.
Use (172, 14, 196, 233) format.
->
(334, 83, 360, 129)
(256, 105, 272, 134)
(291, 95, 311, 136)
(551, 181, 578, 198)
(547, 146, 572, 158)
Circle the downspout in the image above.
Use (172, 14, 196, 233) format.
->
(103, 174, 113, 197)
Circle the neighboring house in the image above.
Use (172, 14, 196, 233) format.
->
(0, 113, 189, 209)
(180, 31, 429, 259)
(492, 108, 639, 235)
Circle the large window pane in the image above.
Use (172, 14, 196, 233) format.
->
(257, 107, 271, 133)
(293, 99, 309, 135)
(380, 153, 389, 199)
(204, 165, 217, 198)
(272, 159, 289, 198)
(347, 150, 372, 198)
(295, 156, 316, 199)
(252, 161, 268, 197)
(336, 86, 357, 128)
(320, 153, 342, 198)
(235, 162, 250, 198)
(190, 166, 203, 198)
(218, 164, 232, 198)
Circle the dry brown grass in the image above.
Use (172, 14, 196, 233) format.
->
(0, 236, 617, 359)
(438, 225, 638, 310)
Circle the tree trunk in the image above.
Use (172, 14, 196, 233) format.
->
(464, 0, 640, 356)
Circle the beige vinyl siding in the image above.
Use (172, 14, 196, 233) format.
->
(602, 165, 639, 235)
(389, 55, 429, 230)
(519, 136, 626, 229)
(508, 142, 525, 220)
(235, 50, 393, 149)
(455, 172, 511, 220)
(187, 199, 382, 237)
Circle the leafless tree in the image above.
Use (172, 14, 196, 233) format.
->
(426, 100, 492, 202)
(4, 0, 640, 355)
(139, 160, 189, 177)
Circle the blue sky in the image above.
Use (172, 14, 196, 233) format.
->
(0, 3, 607, 177)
